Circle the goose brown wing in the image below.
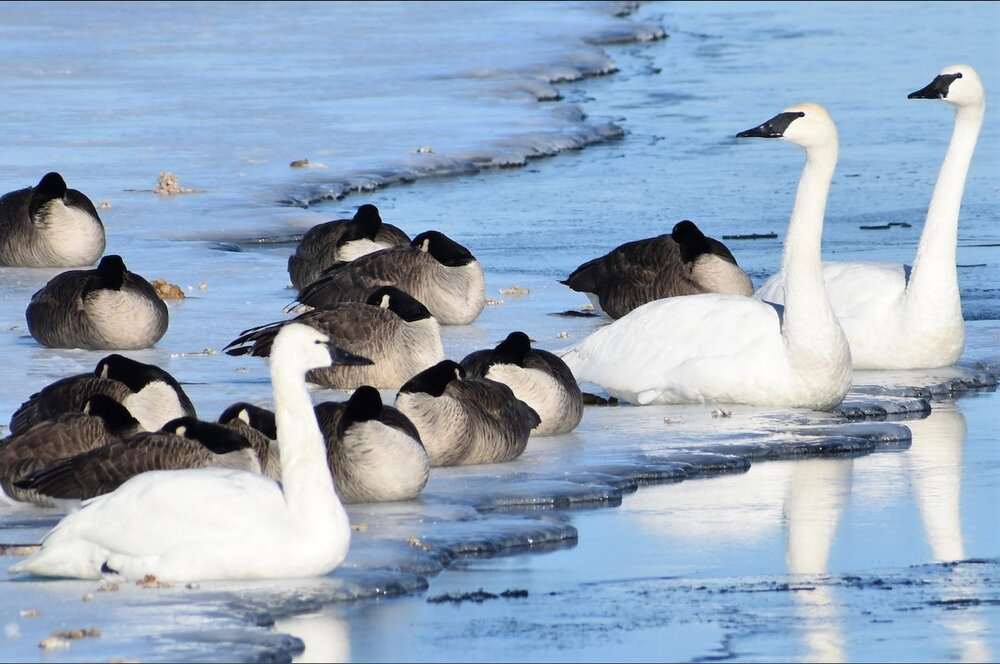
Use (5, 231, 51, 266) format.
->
(10, 376, 131, 434)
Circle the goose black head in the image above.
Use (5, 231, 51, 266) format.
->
(493, 331, 532, 366)
(218, 402, 277, 439)
(366, 286, 434, 322)
(398, 359, 465, 397)
(161, 417, 252, 455)
(81, 394, 141, 435)
(411, 230, 476, 267)
(94, 354, 196, 415)
(28, 172, 68, 219)
(86, 254, 128, 293)
(337, 204, 384, 245)
(338, 386, 384, 437)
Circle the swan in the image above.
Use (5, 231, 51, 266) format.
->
(755, 65, 985, 369)
(559, 103, 851, 410)
(296, 230, 486, 325)
(288, 203, 410, 290)
(9, 323, 371, 581)
(25, 254, 169, 350)
(224, 286, 444, 389)
(0, 172, 106, 267)
(395, 360, 540, 466)
(316, 386, 429, 503)
(9, 353, 196, 434)
(460, 331, 583, 436)
(561, 219, 753, 318)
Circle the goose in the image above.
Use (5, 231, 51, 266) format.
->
(9, 353, 197, 434)
(460, 331, 583, 436)
(14, 417, 263, 506)
(0, 395, 141, 507)
(395, 360, 540, 466)
(559, 103, 851, 410)
(10, 323, 372, 581)
(25, 254, 169, 350)
(225, 286, 444, 389)
(288, 204, 410, 290)
(561, 219, 753, 319)
(217, 402, 281, 479)
(296, 230, 486, 325)
(0, 172, 106, 267)
(315, 386, 429, 503)
(755, 65, 985, 369)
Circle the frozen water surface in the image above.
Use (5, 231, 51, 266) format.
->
(1, 1, 998, 662)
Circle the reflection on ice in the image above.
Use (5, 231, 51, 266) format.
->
(274, 612, 351, 664)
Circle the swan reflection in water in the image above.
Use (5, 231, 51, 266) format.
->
(274, 610, 351, 664)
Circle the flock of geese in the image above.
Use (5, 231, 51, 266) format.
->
(0, 63, 985, 582)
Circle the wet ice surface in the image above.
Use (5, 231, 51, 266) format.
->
(1, 1, 999, 662)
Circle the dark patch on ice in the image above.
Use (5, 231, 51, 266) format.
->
(721, 232, 778, 240)
(859, 222, 912, 230)
(553, 309, 600, 317)
(426, 587, 529, 604)
(582, 392, 618, 405)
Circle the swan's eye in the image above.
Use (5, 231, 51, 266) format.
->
(796, 111, 805, 118)
(954, 72, 963, 79)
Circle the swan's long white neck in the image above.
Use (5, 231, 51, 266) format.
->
(904, 102, 984, 314)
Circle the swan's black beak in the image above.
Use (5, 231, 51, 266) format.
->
(329, 344, 374, 366)
(737, 111, 804, 139)
(908, 73, 961, 100)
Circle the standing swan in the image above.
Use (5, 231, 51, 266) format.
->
(756, 65, 985, 369)
(10, 324, 372, 581)
(559, 104, 851, 410)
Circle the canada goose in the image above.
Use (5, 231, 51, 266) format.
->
(395, 360, 540, 466)
(0, 395, 141, 507)
(559, 104, 851, 410)
(288, 204, 410, 290)
(0, 172, 106, 267)
(10, 323, 372, 581)
(315, 386, 429, 503)
(755, 65, 985, 369)
(296, 230, 486, 325)
(9, 353, 196, 435)
(461, 331, 583, 436)
(25, 254, 169, 350)
(225, 286, 444, 389)
(561, 219, 753, 319)
(217, 402, 281, 479)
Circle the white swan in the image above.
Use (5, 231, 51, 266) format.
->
(755, 65, 985, 369)
(559, 103, 851, 410)
(10, 323, 370, 581)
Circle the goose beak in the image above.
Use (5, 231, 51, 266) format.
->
(908, 74, 953, 100)
(737, 111, 804, 139)
(329, 344, 374, 366)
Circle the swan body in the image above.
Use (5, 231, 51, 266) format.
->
(395, 360, 540, 466)
(288, 204, 410, 290)
(296, 230, 486, 325)
(461, 331, 583, 436)
(755, 65, 985, 369)
(561, 219, 753, 319)
(560, 103, 851, 410)
(0, 172, 106, 267)
(26, 254, 169, 350)
(225, 286, 444, 389)
(10, 323, 369, 581)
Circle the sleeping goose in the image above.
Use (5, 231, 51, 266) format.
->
(218, 402, 281, 479)
(9, 353, 196, 434)
(0, 395, 141, 507)
(225, 286, 444, 389)
(14, 417, 263, 506)
(559, 103, 851, 410)
(316, 386, 429, 503)
(25, 254, 169, 350)
(561, 219, 753, 319)
(296, 230, 486, 325)
(755, 64, 985, 369)
(395, 360, 540, 466)
(0, 172, 106, 267)
(461, 331, 583, 436)
(288, 204, 410, 290)
(10, 323, 371, 581)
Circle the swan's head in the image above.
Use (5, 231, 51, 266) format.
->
(908, 64, 985, 109)
(736, 103, 837, 150)
(271, 323, 373, 374)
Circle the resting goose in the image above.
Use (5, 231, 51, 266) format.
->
(0, 395, 141, 507)
(9, 353, 196, 434)
(316, 386, 429, 503)
(288, 204, 410, 290)
(296, 230, 486, 325)
(395, 360, 540, 466)
(561, 219, 753, 319)
(461, 331, 583, 436)
(559, 103, 851, 410)
(217, 402, 281, 479)
(755, 64, 985, 369)
(10, 323, 371, 581)
(0, 172, 106, 267)
(25, 254, 169, 350)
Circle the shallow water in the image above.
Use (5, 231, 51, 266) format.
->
(0, 1, 998, 662)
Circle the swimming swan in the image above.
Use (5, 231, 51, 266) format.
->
(10, 323, 372, 581)
(561, 219, 753, 319)
(559, 103, 851, 410)
(755, 65, 985, 369)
